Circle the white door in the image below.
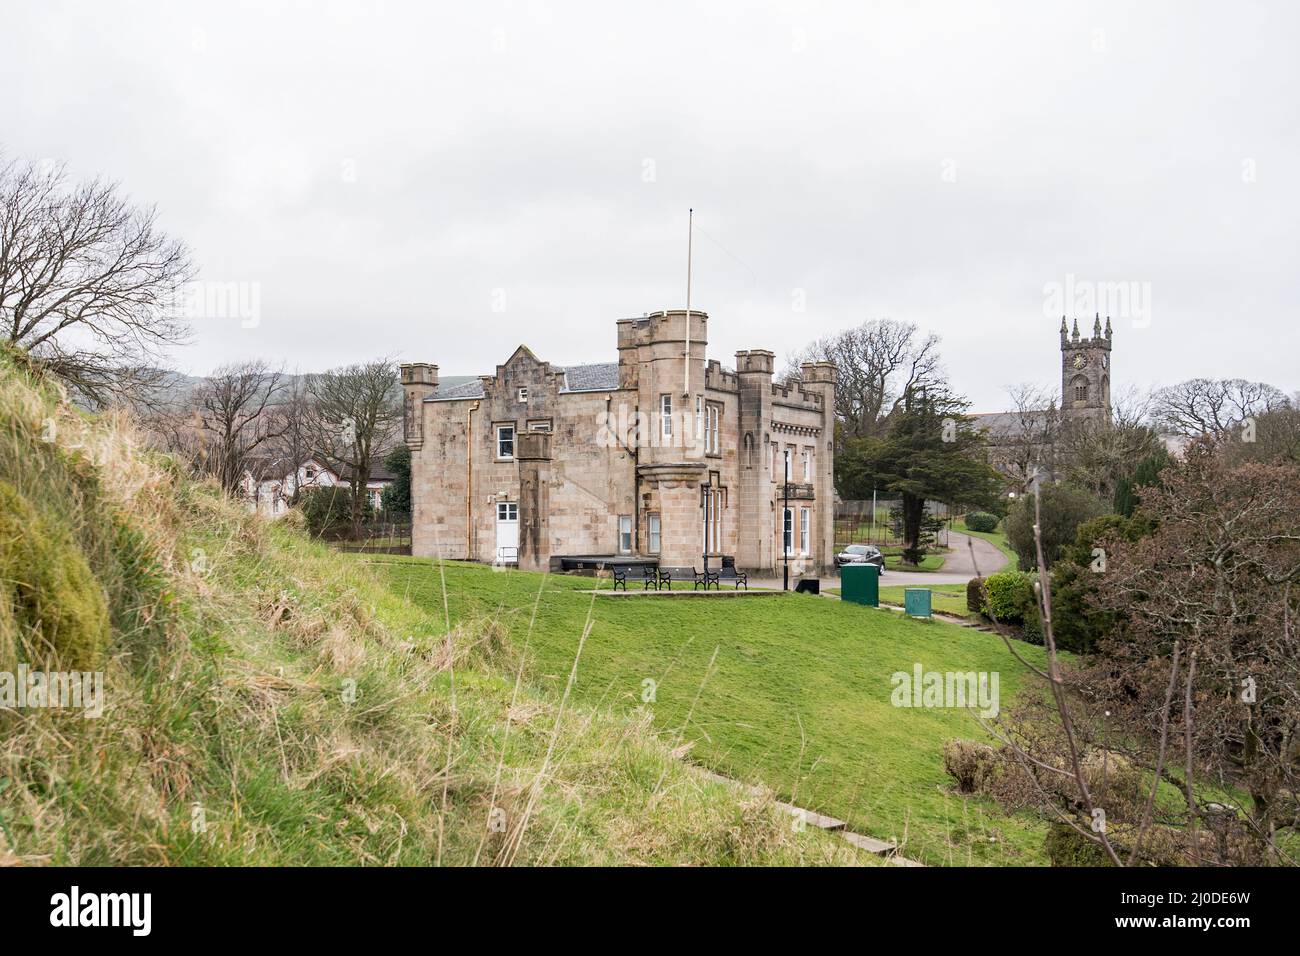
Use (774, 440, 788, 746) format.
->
(496, 502, 519, 563)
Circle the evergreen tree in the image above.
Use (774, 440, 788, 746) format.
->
(838, 386, 1002, 563)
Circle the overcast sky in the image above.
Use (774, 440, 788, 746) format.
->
(4, 0, 1296, 411)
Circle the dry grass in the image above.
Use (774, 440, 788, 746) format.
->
(0, 353, 864, 866)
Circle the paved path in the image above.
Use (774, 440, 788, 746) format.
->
(750, 531, 1011, 591)
(891, 530, 1010, 585)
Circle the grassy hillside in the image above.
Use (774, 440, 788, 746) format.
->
(0, 355, 861, 866)
(373, 559, 1058, 865)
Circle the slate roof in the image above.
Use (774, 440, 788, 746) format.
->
(560, 362, 619, 392)
(429, 378, 486, 401)
(969, 410, 1051, 439)
(426, 363, 620, 400)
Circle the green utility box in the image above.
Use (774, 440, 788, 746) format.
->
(841, 564, 880, 606)
(904, 588, 933, 618)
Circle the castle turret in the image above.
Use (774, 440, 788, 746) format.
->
(799, 361, 838, 572)
(734, 349, 775, 570)
(399, 363, 438, 449)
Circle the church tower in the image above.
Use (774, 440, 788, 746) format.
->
(1059, 314, 1112, 425)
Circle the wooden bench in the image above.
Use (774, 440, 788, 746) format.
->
(717, 556, 748, 589)
(658, 566, 715, 590)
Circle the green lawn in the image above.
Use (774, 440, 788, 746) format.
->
(882, 548, 948, 572)
(369, 558, 1058, 865)
(879, 583, 972, 618)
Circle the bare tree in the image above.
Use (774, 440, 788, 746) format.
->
(996, 384, 1063, 488)
(1219, 401, 1300, 467)
(1152, 377, 1288, 439)
(0, 156, 194, 406)
(960, 448, 1300, 866)
(786, 318, 943, 445)
(1058, 385, 1164, 501)
(273, 374, 316, 505)
(137, 397, 207, 470)
(307, 359, 401, 537)
(193, 360, 288, 492)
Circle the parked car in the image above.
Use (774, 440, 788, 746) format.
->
(835, 544, 885, 572)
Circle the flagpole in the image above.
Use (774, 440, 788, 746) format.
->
(683, 208, 693, 398)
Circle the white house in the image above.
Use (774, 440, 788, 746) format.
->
(241, 456, 395, 518)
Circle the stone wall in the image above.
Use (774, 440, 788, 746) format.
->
(407, 313, 837, 574)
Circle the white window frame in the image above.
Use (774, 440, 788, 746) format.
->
(800, 507, 811, 555)
(660, 395, 673, 441)
(695, 396, 704, 444)
(802, 448, 811, 481)
(517, 386, 529, 403)
(496, 424, 515, 459)
(705, 404, 720, 454)
(618, 515, 633, 554)
(647, 514, 661, 554)
(783, 507, 794, 555)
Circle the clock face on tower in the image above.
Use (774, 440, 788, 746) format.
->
(1072, 354, 1086, 370)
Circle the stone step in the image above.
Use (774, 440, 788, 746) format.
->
(777, 803, 847, 831)
(840, 831, 898, 855)
(696, 765, 925, 866)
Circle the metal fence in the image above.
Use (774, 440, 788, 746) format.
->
(834, 500, 951, 550)
(333, 521, 412, 555)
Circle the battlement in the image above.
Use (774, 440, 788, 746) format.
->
(1060, 313, 1113, 349)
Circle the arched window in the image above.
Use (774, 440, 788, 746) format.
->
(1071, 375, 1089, 404)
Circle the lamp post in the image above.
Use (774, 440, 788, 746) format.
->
(783, 448, 790, 591)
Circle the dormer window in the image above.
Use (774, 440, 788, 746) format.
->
(517, 386, 529, 403)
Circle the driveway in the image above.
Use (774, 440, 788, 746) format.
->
(888, 530, 1010, 585)
(752, 531, 1010, 590)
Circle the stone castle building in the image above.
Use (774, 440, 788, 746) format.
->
(972, 314, 1114, 482)
(401, 310, 838, 574)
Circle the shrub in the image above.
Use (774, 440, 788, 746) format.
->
(966, 577, 985, 614)
(1004, 483, 1107, 571)
(1020, 601, 1043, 645)
(942, 740, 998, 795)
(963, 511, 999, 533)
(1045, 821, 1114, 867)
(300, 486, 373, 538)
(380, 445, 411, 518)
(1050, 511, 1155, 655)
(0, 481, 109, 670)
(981, 570, 1036, 624)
